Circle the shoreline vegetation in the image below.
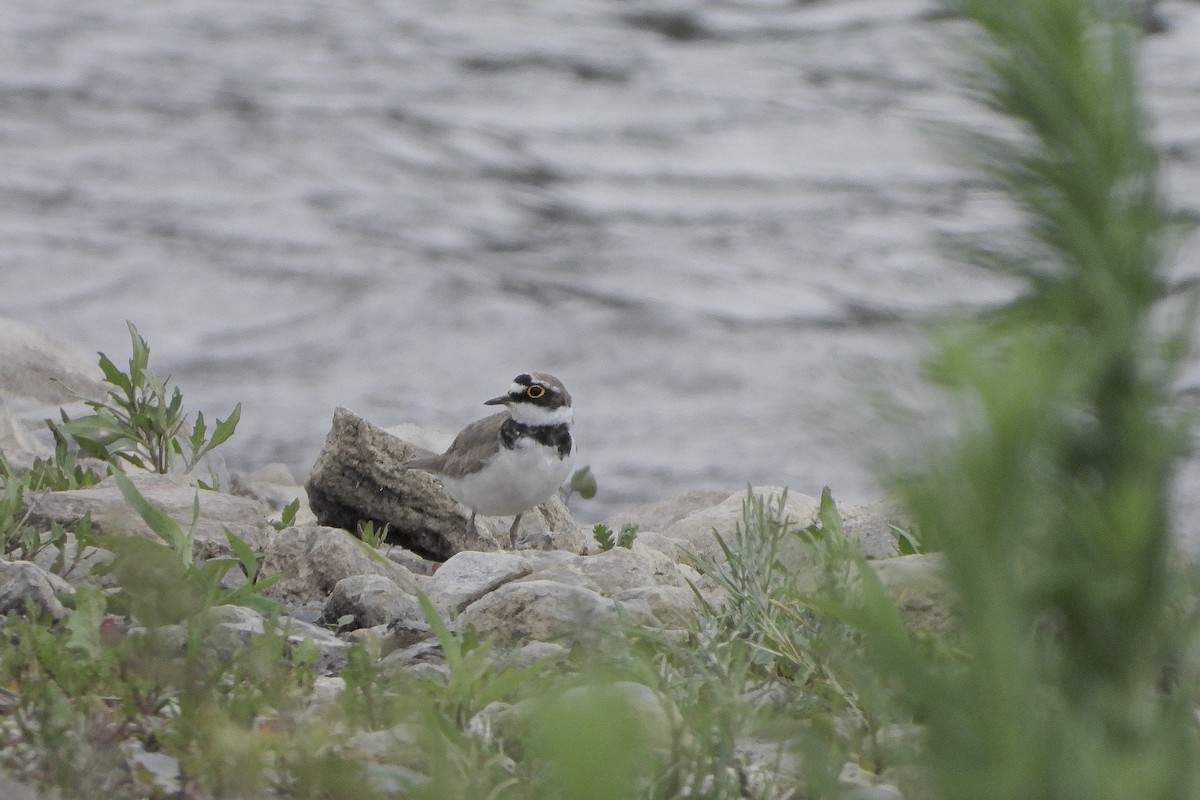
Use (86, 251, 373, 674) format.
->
(2, 1, 1199, 798)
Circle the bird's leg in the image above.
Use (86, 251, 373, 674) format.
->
(508, 513, 523, 550)
(465, 511, 478, 539)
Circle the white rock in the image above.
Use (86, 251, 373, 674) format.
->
(259, 525, 419, 606)
(614, 585, 700, 627)
(425, 550, 531, 616)
(0, 558, 73, 620)
(323, 573, 422, 629)
(663, 487, 819, 563)
(869, 553, 955, 636)
(604, 489, 731, 535)
(661, 486, 901, 569)
(22, 472, 273, 559)
(0, 317, 105, 405)
(578, 543, 692, 594)
(459, 579, 617, 645)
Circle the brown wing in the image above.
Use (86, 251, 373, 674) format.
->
(404, 412, 506, 478)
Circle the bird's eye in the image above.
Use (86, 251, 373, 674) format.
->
(526, 385, 546, 399)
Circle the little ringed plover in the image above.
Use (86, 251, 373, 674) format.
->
(404, 372, 575, 549)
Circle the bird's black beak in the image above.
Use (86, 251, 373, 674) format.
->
(484, 395, 510, 406)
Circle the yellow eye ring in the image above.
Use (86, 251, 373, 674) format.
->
(527, 385, 546, 399)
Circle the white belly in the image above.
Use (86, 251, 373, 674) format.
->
(441, 441, 574, 517)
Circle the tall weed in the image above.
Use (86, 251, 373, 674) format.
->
(877, 1, 1200, 798)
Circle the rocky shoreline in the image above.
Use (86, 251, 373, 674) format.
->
(1, 317, 941, 798)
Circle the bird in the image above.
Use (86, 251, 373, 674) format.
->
(403, 372, 575, 549)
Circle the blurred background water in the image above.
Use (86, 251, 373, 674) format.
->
(2, 1, 1199, 529)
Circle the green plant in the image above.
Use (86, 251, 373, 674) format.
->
(100, 471, 283, 624)
(54, 321, 240, 479)
(861, 1, 1200, 798)
(272, 497, 301, 531)
(4, 426, 104, 492)
(0, 439, 102, 562)
(0, 459, 81, 564)
(413, 593, 538, 728)
(693, 491, 851, 678)
(564, 465, 597, 504)
(356, 519, 388, 549)
(592, 522, 638, 552)
(887, 522, 927, 556)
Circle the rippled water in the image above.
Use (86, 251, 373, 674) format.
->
(3, 1, 1200, 531)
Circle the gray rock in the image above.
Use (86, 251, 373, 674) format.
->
(459, 579, 617, 645)
(0, 771, 40, 800)
(345, 723, 421, 761)
(307, 675, 347, 715)
(0, 319, 109, 473)
(614, 585, 700, 627)
(204, 604, 348, 674)
(870, 553, 956, 636)
(662, 486, 899, 569)
(286, 607, 324, 625)
(0, 318, 106, 406)
(122, 740, 181, 796)
(620, 531, 693, 562)
(604, 489, 731, 535)
(204, 604, 270, 660)
(259, 525, 419, 607)
(511, 640, 571, 667)
(377, 638, 446, 680)
(663, 487, 820, 565)
(577, 543, 693, 594)
(839, 761, 904, 800)
(852, 785, 905, 800)
(515, 552, 593, 591)
(304, 407, 579, 560)
(231, 463, 318, 528)
(381, 544, 439, 576)
(387, 613, 435, 649)
(0, 404, 50, 473)
(128, 623, 189, 657)
(345, 623, 390, 655)
(31, 531, 114, 587)
(323, 573, 423, 630)
(280, 616, 350, 674)
(20, 472, 272, 560)
(838, 498, 904, 560)
(498, 681, 678, 757)
(400, 544, 710, 632)
(0, 558, 73, 620)
(735, 738, 805, 800)
(425, 550, 531, 616)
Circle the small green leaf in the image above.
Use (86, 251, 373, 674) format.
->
(207, 403, 242, 450)
(569, 465, 598, 500)
(64, 586, 108, 657)
(189, 411, 208, 454)
(97, 352, 132, 395)
(889, 523, 925, 556)
(417, 591, 462, 674)
(126, 320, 149, 376)
(225, 528, 260, 582)
(351, 534, 392, 566)
(592, 523, 616, 552)
(111, 471, 192, 566)
(816, 486, 844, 538)
(273, 498, 301, 531)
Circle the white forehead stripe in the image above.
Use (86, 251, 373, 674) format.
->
(508, 402, 573, 426)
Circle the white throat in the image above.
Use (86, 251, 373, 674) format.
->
(507, 402, 573, 426)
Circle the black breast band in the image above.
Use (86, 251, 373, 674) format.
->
(500, 419, 572, 459)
